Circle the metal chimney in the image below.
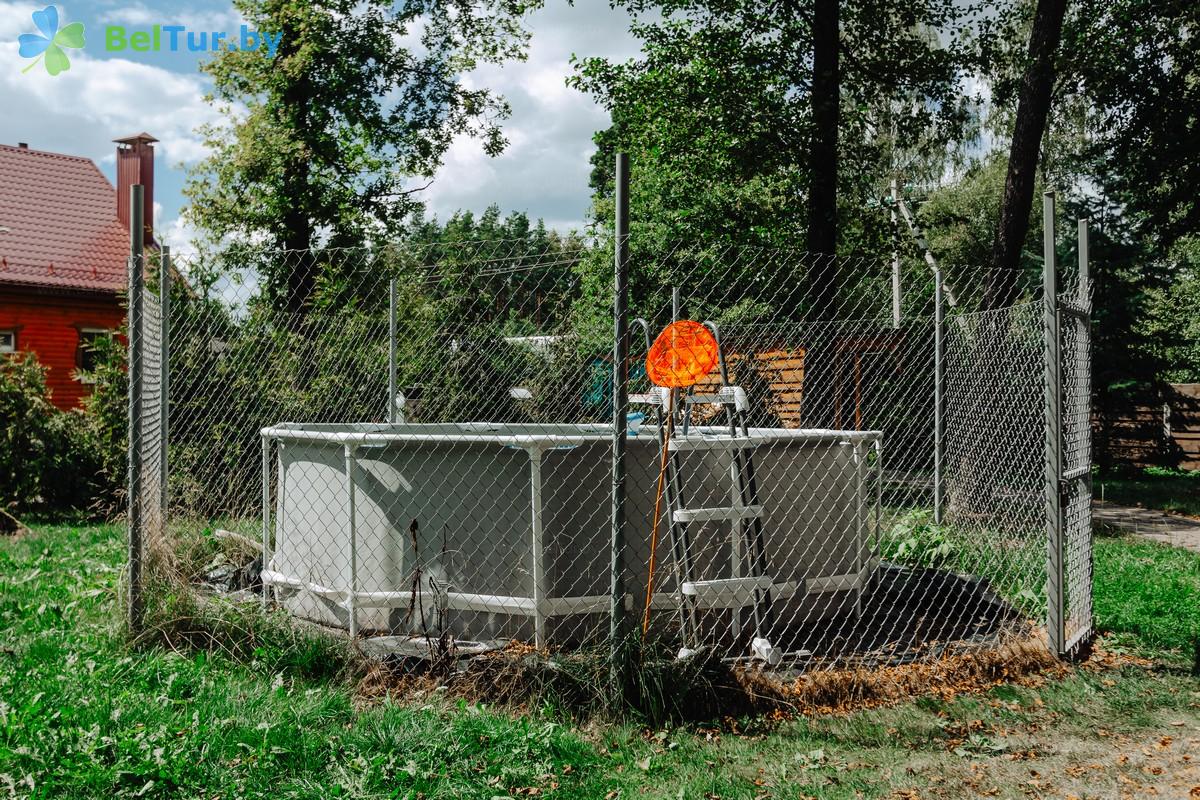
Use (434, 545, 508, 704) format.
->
(114, 132, 158, 245)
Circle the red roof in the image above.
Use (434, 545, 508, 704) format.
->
(0, 143, 129, 293)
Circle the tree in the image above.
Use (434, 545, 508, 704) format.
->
(987, 0, 1067, 309)
(807, 0, 840, 314)
(1061, 0, 1200, 251)
(572, 0, 981, 317)
(185, 0, 541, 315)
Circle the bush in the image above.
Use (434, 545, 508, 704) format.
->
(0, 352, 59, 510)
(0, 348, 123, 515)
(879, 510, 957, 569)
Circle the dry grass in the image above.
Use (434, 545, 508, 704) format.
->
(736, 631, 1065, 717)
(353, 629, 1096, 726)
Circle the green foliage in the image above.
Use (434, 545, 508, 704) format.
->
(0, 351, 115, 514)
(165, 213, 590, 517)
(1096, 467, 1200, 518)
(71, 331, 129, 512)
(186, 0, 543, 311)
(570, 0, 985, 270)
(5, 522, 1200, 798)
(0, 352, 58, 509)
(1094, 534, 1200, 652)
(1140, 237, 1200, 384)
(917, 153, 1044, 305)
(879, 510, 957, 569)
(1057, 0, 1200, 251)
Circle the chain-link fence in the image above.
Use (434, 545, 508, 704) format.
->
(125, 186, 1093, 692)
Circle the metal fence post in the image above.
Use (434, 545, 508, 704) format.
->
(127, 184, 145, 633)
(388, 278, 398, 423)
(891, 176, 902, 329)
(1043, 190, 1064, 655)
(159, 246, 170, 520)
(610, 153, 631, 686)
(346, 444, 359, 638)
(933, 266, 944, 524)
(261, 435, 271, 611)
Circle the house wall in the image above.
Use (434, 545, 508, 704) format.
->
(0, 288, 124, 409)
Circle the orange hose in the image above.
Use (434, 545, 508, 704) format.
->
(642, 392, 675, 637)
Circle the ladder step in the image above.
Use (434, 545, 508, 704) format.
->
(673, 504, 763, 523)
(685, 386, 748, 412)
(629, 389, 668, 407)
(681, 577, 774, 609)
(669, 435, 757, 452)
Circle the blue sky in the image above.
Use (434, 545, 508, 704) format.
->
(0, 1, 641, 249)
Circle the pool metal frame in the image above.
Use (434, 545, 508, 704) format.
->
(259, 423, 883, 646)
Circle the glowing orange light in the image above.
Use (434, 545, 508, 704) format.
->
(645, 320, 719, 388)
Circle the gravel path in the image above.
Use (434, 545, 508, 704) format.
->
(1093, 500, 1200, 553)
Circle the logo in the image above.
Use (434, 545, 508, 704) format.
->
(104, 25, 282, 58)
(18, 5, 84, 76)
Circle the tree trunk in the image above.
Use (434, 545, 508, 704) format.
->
(807, 0, 840, 283)
(801, 0, 841, 429)
(987, 0, 1068, 310)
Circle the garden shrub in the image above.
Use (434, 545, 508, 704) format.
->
(0, 352, 59, 510)
(0, 345, 124, 515)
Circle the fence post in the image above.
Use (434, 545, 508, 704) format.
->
(1043, 190, 1065, 655)
(159, 246, 170, 520)
(933, 266, 944, 524)
(262, 436, 271, 611)
(891, 176, 901, 329)
(610, 152, 631, 691)
(127, 184, 145, 633)
(388, 278, 398, 423)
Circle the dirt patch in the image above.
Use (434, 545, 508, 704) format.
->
(889, 720, 1200, 799)
(356, 631, 1087, 724)
(0, 508, 30, 537)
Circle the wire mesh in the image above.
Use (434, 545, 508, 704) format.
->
(1060, 282, 1094, 651)
(140, 283, 164, 538)
(127, 231, 1093, 682)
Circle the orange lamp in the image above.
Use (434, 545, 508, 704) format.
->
(645, 320, 719, 388)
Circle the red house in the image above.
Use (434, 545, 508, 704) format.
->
(0, 133, 157, 409)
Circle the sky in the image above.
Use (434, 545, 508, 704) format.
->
(0, 0, 643, 251)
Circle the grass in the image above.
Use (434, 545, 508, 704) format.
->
(1096, 465, 1200, 517)
(1094, 531, 1200, 653)
(2, 523, 1200, 799)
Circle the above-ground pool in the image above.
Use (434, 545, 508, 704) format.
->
(260, 422, 881, 655)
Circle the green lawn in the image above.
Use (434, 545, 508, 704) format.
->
(2, 523, 1199, 799)
(1094, 531, 1200, 653)
(1097, 466, 1200, 517)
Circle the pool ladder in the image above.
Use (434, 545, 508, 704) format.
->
(631, 320, 781, 665)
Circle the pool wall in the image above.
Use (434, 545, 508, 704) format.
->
(261, 422, 881, 650)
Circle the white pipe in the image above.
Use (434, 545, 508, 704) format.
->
(529, 447, 546, 647)
(873, 439, 883, 556)
(261, 437, 270, 611)
(260, 573, 876, 615)
(345, 444, 358, 638)
(274, 442, 286, 608)
(854, 441, 864, 617)
(260, 426, 883, 447)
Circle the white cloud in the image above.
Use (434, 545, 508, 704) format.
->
(0, 1, 221, 171)
(1, 0, 642, 237)
(415, 2, 640, 233)
(103, 2, 243, 34)
(159, 211, 201, 253)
